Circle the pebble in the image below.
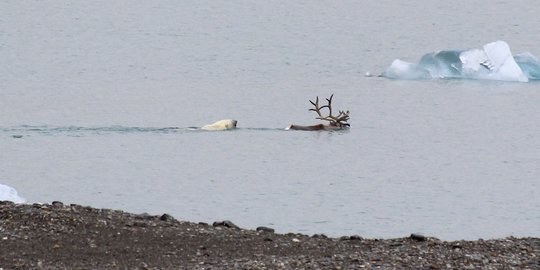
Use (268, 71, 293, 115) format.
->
(212, 220, 240, 230)
(159, 214, 175, 222)
(51, 201, 64, 207)
(1, 203, 537, 269)
(410, 233, 427, 241)
(256, 226, 275, 233)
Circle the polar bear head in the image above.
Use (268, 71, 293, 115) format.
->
(201, 119, 238, 131)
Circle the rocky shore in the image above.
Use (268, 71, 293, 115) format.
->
(1, 201, 539, 269)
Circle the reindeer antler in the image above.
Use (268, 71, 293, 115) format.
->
(309, 94, 350, 127)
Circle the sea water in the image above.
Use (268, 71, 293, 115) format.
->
(1, 0, 539, 240)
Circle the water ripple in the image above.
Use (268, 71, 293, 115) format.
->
(1, 125, 288, 137)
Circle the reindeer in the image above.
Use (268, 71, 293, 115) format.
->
(287, 94, 350, 131)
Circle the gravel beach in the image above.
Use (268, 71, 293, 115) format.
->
(1, 201, 539, 269)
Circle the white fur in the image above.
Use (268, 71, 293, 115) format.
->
(201, 119, 238, 131)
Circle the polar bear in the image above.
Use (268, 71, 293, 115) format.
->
(201, 119, 238, 131)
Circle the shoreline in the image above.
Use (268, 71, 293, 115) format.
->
(1, 201, 539, 269)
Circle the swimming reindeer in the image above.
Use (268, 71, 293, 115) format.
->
(287, 94, 350, 131)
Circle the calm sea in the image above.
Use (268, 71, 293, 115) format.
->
(1, 0, 539, 240)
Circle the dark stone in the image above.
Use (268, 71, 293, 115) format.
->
(159, 214, 175, 222)
(198, 222, 209, 226)
(339, 236, 351, 241)
(212, 220, 240, 230)
(410, 233, 427, 241)
(312, 234, 328, 239)
(339, 235, 363, 241)
(51, 201, 64, 207)
(256, 226, 275, 233)
(0, 201, 15, 206)
(137, 213, 154, 220)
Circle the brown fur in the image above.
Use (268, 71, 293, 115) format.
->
(287, 124, 346, 131)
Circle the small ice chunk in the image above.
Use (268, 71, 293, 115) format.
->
(382, 59, 431, 80)
(0, 184, 26, 203)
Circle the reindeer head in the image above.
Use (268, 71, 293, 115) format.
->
(309, 94, 350, 128)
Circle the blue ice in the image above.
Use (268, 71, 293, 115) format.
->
(383, 41, 540, 82)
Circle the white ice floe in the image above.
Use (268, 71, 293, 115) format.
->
(383, 41, 540, 82)
(0, 184, 26, 203)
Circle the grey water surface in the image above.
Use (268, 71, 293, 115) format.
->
(1, 0, 539, 240)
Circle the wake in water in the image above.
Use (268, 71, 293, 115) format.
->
(0, 125, 286, 137)
(382, 41, 540, 82)
(0, 125, 188, 136)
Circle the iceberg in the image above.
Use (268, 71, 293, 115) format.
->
(382, 41, 540, 82)
(0, 184, 26, 203)
(514, 52, 540, 80)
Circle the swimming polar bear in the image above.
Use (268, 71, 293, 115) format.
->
(201, 119, 238, 131)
